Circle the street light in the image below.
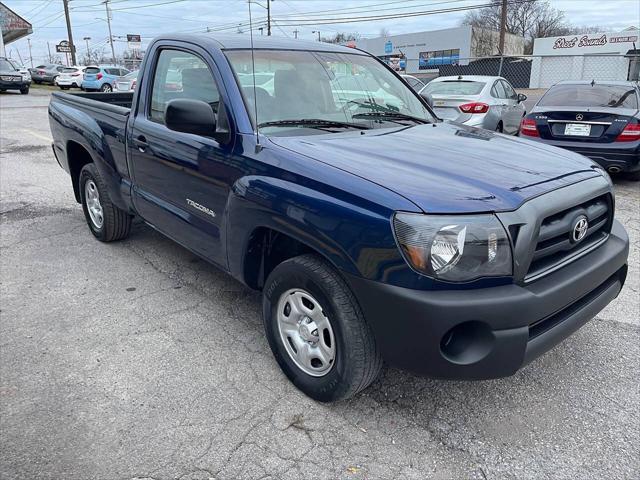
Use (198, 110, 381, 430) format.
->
(312, 30, 321, 42)
(83, 37, 91, 65)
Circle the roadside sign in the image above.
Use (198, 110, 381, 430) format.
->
(56, 40, 75, 53)
(127, 34, 141, 50)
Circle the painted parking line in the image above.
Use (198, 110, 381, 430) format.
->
(22, 129, 53, 143)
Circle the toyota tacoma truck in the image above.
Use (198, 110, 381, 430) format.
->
(49, 35, 629, 402)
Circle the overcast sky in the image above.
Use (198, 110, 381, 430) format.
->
(5, 0, 640, 66)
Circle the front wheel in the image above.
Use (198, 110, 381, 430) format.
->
(79, 164, 132, 242)
(20, 87, 29, 95)
(262, 254, 382, 402)
(100, 83, 112, 92)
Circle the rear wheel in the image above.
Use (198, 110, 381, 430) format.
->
(100, 83, 112, 92)
(262, 254, 382, 402)
(79, 164, 131, 242)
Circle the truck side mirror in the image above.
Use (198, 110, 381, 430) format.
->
(165, 98, 219, 139)
(420, 92, 434, 108)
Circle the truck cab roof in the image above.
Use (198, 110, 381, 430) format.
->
(154, 33, 368, 55)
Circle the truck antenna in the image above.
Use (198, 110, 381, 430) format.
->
(248, 1, 262, 151)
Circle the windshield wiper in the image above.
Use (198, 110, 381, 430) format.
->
(258, 119, 369, 130)
(352, 112, 430, 124)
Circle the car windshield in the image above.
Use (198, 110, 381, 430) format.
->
(124, 71, 138, 79)
(422, 80, 486, 96)
(539, 84, 639, 109)
(225, 49, 434, 135)
(85, 67, 100, 74)
(0, 58, 17, 70)
(61, 67, 77, 73)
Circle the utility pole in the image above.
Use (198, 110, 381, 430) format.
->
(267, 0, 271, 36)
(293, 29, 299, 39)
(83, 37, 91, 65)
(103, 0, 117, 64)
(498, 0, 507, 55)
(62, 0, 77, 65)
(27, 38, 34, 68)
(47, 42, 53, 63)
(313, 30, 321, 42)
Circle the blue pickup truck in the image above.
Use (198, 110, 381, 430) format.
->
(49, 35, 629, 402)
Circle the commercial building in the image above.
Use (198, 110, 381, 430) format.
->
(350, 25, 525, 75)
(0, 2, 32, 57)
(529, 27, 640, 88)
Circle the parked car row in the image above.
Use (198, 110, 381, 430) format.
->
(22, 63, 138, 92)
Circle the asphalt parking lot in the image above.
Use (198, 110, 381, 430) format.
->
(1, 88, 639, 480)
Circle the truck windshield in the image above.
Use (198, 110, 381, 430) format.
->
(225, 49, 434, 135)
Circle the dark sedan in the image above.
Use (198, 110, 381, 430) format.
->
(519, 81, 640, 180)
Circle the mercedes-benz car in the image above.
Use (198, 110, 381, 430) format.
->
(519, 81, 640, 180)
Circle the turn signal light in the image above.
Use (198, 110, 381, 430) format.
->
(520, 118, 539, 137)
(615, 123, 640, 142)
(459, 102, 489, 114)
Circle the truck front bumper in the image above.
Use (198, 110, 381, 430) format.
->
(345, 220, 629, 379)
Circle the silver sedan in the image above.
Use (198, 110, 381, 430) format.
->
(420, 75, 527, 135)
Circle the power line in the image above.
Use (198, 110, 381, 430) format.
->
(273, 0, 536, 26)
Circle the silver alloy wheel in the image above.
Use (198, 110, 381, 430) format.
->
(84, 179, 104, 229)
(276, 289, 336, 377)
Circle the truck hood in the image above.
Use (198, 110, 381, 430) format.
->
(269, 122, 600, 213)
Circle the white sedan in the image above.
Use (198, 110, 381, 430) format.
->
(420, 75, 526, 134)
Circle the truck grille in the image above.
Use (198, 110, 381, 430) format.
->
(525, 194, 612, 281)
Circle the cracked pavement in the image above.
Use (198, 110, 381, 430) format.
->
(1, 88, 639, 479)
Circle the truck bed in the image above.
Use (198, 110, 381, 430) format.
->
(50, 91, 133, 115)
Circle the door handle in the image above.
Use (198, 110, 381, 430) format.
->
(133, 135, 148, 152)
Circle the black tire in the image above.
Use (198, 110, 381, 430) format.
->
(262, 254, 382, 402)
(79, 163, 132, 242)
(20, 87, 29, 95)
(100, 83, 112, 92)
(34, 80, 41, 84)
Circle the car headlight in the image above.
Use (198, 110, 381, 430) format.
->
(393, 212, 512, 282)
(21, 72, 30, 80)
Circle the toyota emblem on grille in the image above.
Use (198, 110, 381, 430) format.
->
(571, 216, 589, 243)
(576, 113, 584, 121)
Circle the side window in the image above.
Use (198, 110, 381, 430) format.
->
(149, 49, 220, 124)
(491, 81, 506, 99)
(501, 80, 517, 99)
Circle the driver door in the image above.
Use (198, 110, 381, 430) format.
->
(129, 46, 231, 267)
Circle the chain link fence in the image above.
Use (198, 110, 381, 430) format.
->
(400, 53, 640, 91)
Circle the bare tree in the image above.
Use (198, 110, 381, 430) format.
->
(321, 32, 360, 44)
(379, 27, 390, 38)
(462, 0, 600, 54)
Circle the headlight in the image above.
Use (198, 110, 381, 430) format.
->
(393, 212, 512, 282)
